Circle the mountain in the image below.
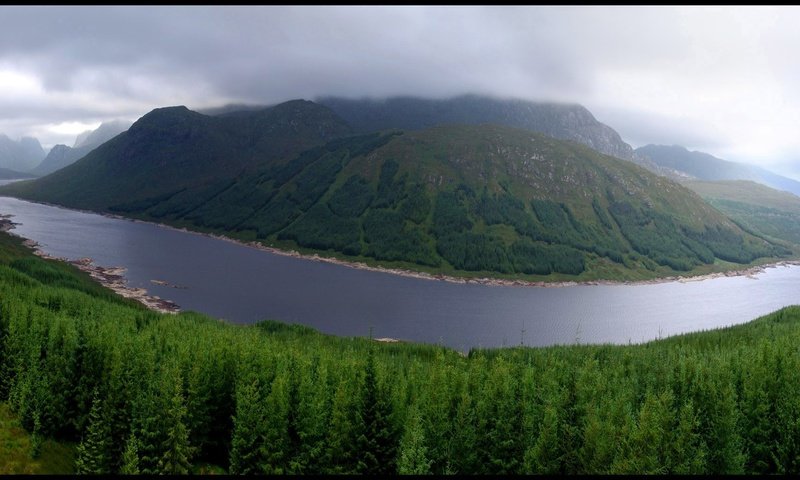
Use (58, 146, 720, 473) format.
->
(684, 179, 800, 246)
(4, 115, 787, 281)
(317, 94, 645, 161)
(3, 99, 353, 210)
(197, 103, 271, 116)
(0, 167, 35, 180)
(635, 144, 800, 196)
(72, 129, 92, 149)
(30, 144, 79, 177)
(74, 119, 131, 149)
(0, 135, 45, 173)
(30, 120, 133, 176)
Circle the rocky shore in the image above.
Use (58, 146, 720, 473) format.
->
(0, 213, 17, 232)
(63, 256, 181, 314)
(0, 213, 181, 314)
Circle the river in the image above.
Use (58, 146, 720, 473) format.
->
(0, 195, 797, 351)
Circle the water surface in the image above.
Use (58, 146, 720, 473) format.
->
(1, 195, 797, 351)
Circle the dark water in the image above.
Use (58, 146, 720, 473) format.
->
(0, 195, 798, 352)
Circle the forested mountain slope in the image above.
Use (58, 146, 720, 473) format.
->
(1, 105, 790, 282)
(1, 100, 352, 209)
(685, 179, 800, 246)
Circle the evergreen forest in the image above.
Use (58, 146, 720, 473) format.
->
(1, 229, 800, 474)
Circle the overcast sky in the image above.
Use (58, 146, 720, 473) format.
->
(2, 6, 800, 178)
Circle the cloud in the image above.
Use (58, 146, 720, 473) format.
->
(0, 4, 797, 173)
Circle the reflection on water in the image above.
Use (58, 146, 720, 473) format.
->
(0, 195, 798, 352)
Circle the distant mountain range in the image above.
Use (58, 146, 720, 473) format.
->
(35, 120, 132, 176)
(30, 120, 132, 176)
(0, 135, 45, 174)
(635, 144, 800, 196)
(0, 167, 35, 180)
(1, 97, 789, 281)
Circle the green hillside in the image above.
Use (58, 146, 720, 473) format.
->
(636, 144, 800, 196)
(0, 100, 352, 210)
(0, 403, 76, 474)
(1, 226, 800, 474)
(684, 179, 800, 246)
(3, 121, 790, 281)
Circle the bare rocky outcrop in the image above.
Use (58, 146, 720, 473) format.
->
(318, 94, 639, 162)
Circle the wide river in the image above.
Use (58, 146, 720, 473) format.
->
(0, 195, 798, 352)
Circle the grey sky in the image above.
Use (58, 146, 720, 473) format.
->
(2, 6, 800, 178)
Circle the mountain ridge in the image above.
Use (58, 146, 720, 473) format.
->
(0, 135, 45, 173)
(2, 100, 353, 209)
(317, 94, 639, 161)
(30, 120, 132, 176)
(636, 144, 800, 196)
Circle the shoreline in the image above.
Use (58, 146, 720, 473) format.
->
(113, 214, 800, 289)
(3, 199, 800, 292)
(0, 213, 180, 314)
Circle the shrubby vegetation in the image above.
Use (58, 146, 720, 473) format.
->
(2, 231, 800, 474)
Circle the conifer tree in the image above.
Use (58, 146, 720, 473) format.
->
(119, 432, 141, 475)
(157, 370, 192, 475)
(524, 402, 562, 474)
(704, 379, 745, 473)
(626, 390, 673, 474)
(131, 386, 162, 474)
(75, 389, 112, 474)
(290, 358, 330, 474)
(323, 379, 357, 474)
(669, 400, 706, 474)
(262, 371, 291, 474)
(355, 351, 399, 475)
(449, 389, 478, 474)
(228, 377, 266, 475)
(397, 403, 432, 474)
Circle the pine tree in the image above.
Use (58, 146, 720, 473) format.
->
(355, 351, 399, 475)
(228, 377, 266, 475)
(397, 403, 432, 474)
(481, 361, 524, 474)
(524, 402, 562, 474)
(262, 370, 291, 474)
(104, 348, 137, 471)
(119, 432, 141, 475)
(156, 371, 192, 475)
(705, 378, 745, 473)
(449, 388, 478, 474)
(131, 386, 162, 474)
(75, 389, 112, 474)
(323, 379, 357, 474)
(0, 305, 9, 400)
(626, 390, 673, 474)
(290, 358, 330, 474)
(29, 410, 42, 460)
(669, 400, 706, 474)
